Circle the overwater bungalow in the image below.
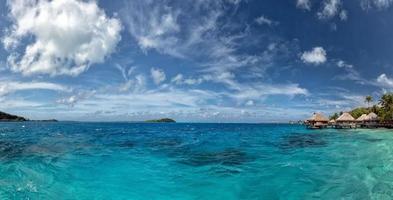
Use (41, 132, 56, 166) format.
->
(305, 113, 329, 129)
(328, 119, 336, 128)
(335, 112, 356, 129)
(364, 112, 379, 128)
(356, 114, 368, 128)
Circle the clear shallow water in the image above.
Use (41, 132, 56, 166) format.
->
(1, 122, 393, 199)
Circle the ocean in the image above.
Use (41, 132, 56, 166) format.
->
(0, 122, 392, 199)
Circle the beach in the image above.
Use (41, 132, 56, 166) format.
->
(1, 122, 393, 199)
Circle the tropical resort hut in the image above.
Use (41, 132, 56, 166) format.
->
(356, 114, 368, 128)
(328, 119, 336, 128)
(305, 113, 329, 129)
(335, 112, 356, 129)
(364, 112, 379, 128)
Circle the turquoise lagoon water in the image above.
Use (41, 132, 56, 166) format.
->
(1, 122, 393, 199)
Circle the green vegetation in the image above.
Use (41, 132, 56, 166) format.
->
(329, 112, 340, 120)
(331, 93, 393, 121)
(378, 93, 393, 120)
(145, 118, 176, 123)
(0, 111, 27, 121)
(350, 107, 371, 119)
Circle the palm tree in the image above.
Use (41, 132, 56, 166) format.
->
(379, 94, 393, 120)
(365, 95, 373, 107)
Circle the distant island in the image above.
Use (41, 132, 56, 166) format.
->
(0, 111, 57, 122)
(0, 111, 27, 121)
(145, 118, 176, 123)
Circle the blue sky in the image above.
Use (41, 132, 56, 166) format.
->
(1, 0, 393, 122)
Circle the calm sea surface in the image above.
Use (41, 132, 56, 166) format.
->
(1, 122, 393, 199)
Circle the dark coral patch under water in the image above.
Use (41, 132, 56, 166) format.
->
(116, 141, 135, 148)
(280, 133, 327, 149)
(148, 138, 184, 149)
(178, 149, 253, 167)
(0, 140, 25, 159)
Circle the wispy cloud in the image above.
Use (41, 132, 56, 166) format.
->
(361, 0, 393, 10)
(57, 90, 96, 107)
(255, 15, 278, 26)
(171, 74, 204, 85)
(121, 0, 294, 80)
(0, 81, 69, 96)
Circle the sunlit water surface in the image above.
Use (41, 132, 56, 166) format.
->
(1, 122, 393, 199)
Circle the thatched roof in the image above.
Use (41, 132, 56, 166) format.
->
(329, 119, 336, 123)
(365, 112, 378, 121)
(307, 113, 328, 122)
(336, 112, 355, 122)
(356, 114, 367, 121)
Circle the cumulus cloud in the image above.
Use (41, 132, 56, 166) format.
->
(297, 0, 311, 10)
(255, 16, 278, 26)
(150, 68, 166, 85)
(377, 74, 393, 88)
(3, 0, 122, 76)
(301, 47, 327, 65)
(317, 0, 347, 20)
(0, 81, 68, 96)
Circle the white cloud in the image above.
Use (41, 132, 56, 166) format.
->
(225, 83, 308, 101)
(150, 68, 166, 85)
(339, 10, 348, 21)
(377, 74, 393, 88)
(297, 0, 311, 10)
(121, 1, 182, 57)
(255, 16, 278, 26)
(317, 0, 345, 20)
(361, 0, 393, 10)
(245, 100, 255, 106)
(119, 75, 146, 92)
(0, 81, 69, 96)
(301, 47, 327, 65)
(121, 0, 280, 79)
(57, 90, 96, 107)
(48, 84, 309, 122)
(337, 60, 353, 68)
(334, 60, 367, 84)
(3, 0, 122, 76)
(171, 74, 204, 85)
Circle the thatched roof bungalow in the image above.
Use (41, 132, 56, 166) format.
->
(362, 112, 379, 128)
(307, 113, 329, 123)
(365, 112, 378, 121)
(335, 112, 356, 129)
(356, 114, 367, 122)
(336, 112, 355, 122)
(306, 113, 328, 129)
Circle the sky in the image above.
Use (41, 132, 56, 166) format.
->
(1, 0, 393, 122)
